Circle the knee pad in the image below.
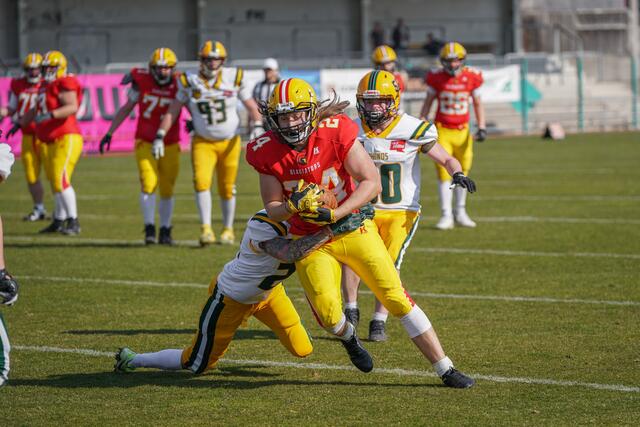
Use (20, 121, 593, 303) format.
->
(401, 305, 432, 338)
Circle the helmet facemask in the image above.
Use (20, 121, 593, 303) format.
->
(25, 66, 41, 84)
(441, 57, 464, 76)
(200, 57, 224, 79)
(264, 102, 317, 149)
(356, 94, 397, 128)
(42, 66, 59, 83)
(151, 65, 174, 86)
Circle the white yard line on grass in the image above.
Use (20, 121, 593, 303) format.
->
(20, 275, 640, 307)
(13, 345, 640, 393)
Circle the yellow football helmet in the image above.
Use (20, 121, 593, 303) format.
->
(149, 47, 177, 85)
(371, 45, 398, 65)
(23, 52, 43, 84)
(264, 78, 318, 147)
(356, 70, 400, 127)
(440, 42, 466, 75)
(42, 50, 67, 82)
(199, 40, 227, 78)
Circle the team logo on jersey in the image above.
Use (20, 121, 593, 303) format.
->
(296, 152, 307, 165)
(223, 90, 233, 97)
(313, 147, 320, 155)
(390, 140, 406, 152)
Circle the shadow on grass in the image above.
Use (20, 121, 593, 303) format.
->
(63, 328, 278, 340)
(9, 365, 441, 389)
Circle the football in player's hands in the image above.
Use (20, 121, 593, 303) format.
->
(317, 185, 338, 209)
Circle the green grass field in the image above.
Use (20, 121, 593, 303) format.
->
(1, 132, 639, 425)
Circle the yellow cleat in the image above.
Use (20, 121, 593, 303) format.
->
(199, 225, 216, 246)
(219, 227, 235, 245)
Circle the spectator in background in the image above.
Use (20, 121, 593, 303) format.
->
(391, 18, 410, 52)
(252, 58, 281, 136)
(423, 33, 444, 57)
(370, 21, 385, 48)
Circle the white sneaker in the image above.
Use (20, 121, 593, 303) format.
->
(435, 215, 454, 230)
(454, 211, 477, 228)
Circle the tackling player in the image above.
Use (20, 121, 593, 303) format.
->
(22, 50, 84, 235)
(155, 40, 263, 246)
(420, 42, 486, 230)
(114, 209, 369, 374)
(99, 48, 182, 245)
(341, 70, 476, 342)
(0, 53, 48, 221)
(246, 78, 475, 387)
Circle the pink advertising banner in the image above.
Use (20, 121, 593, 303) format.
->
(0, 74, 192, 155)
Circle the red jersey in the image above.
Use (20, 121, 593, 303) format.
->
(9, 77, 41, 135)
(246, 114, 358, 235)
(425, 67, 483, 128)
(35, 75, 83, 143)
(127, 68, 181, 144)
(393, 71, 405, 93)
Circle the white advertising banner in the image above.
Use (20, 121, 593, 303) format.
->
(319, 68, 371, 106)
(474, 65, 521, 103)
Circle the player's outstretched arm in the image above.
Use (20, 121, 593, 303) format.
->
(419, 90, 437, 121)
(156, 98, 182, 135)
(100, 98, 136, 154)
(472, 95, 487, 142)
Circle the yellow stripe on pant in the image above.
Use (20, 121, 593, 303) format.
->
(294, 219, 414, 330)
(191, 134, 241, 197)
(46, 134, 83, 193)
(181, 281, 312, 374)
(134, 140, 180, 198)
(434, 123, 473, 181)
(21, 134, 47, 185)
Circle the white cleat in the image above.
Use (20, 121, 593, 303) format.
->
(435, 215, 455, 230)
(454, 211, 477, 228)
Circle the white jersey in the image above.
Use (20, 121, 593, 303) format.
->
(217, 211, 295, 304)
(358, 113, 437, 212)
(177, 67, 252, 141)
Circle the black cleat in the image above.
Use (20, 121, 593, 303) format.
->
(340, 330, 373, 373)
(344, 307, 360, 328)
(61, 218, 81, 235)
(144, 224, 156, 245)
(39, 218, 64, 234)
(368, 320, 387, 342)
(158, 226, 173, 245)
(441, 367, 475, 389)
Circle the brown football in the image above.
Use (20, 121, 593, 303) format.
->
(318, 185, 338, 209)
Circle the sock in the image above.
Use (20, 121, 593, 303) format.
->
(454, 185, 468, 215)
(60, 186, 77, 219)
(132, 349, 183, 370)
(336, 321, 355, 341)
(196, 190, 212, 226)
(159, 197, 174, 228)
(220, 196, 236, 229)
(344, 302, 358, 310)
(35, 203, 45, 212)
(438, 181, 453, 217)
(54, 193, 67, 220)
(432, 356, 454, 377)
(372, 312, 388, 322)
(139, 192, 156, 225)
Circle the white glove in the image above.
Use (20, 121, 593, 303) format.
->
(249, 122, 265, 140)
(0, 143, 15, 181)
(152, 137, 165, 159)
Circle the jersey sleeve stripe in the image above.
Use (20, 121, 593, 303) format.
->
(213, 71, 223, 89)
(416, 122, 433, 139)
(234, 68, 244, 87)
(410, 122, 427, 139)
(179, 74, 190, 88)
(251, 213, 287, 236)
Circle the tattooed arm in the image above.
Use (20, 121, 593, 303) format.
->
(258, 227, 333, 263)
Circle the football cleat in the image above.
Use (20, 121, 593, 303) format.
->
(368, 320, 387, 342)
(340, 330, 373, 373)
(0, 375, 6, 388)
(158, 226, 173, 245)
(344, 307, 360, 328)
(23, 207, 47, 222)
(454, 211, 477, 228)
(60, 218, 81, 235)
(199, 225, 216, 246)
(144, 224, 156, 245)
(219, 227, 235, 245)
(114, 347, 137, 373)
(441, 367, 475, 389)
(39, 218, 64, 234)
(435, 215, 454, 230)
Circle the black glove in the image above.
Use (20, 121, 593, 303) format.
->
(452, 172, 476, 193)
(0, 269, 19, 306)
(6, 123, 21, 139)
(99, 133, 112, 154)
(475, 128, 487, 142)
(185, 120, 194, 133)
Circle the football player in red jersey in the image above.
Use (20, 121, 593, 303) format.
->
(0, 53, 48, 222)
(246, 78, 475, 388)
(420, 42, 486, 230)
(100, 48, 182, 245)
(22, 50, 83, 235)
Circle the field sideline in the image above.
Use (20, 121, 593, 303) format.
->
(1, 132, 639, 425)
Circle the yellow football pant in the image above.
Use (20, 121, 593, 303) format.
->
(373, 209, 421, 270)
(134, 140, 180, 198)
(435, 123, 473, 181)
(191, 135, 240, 198)
(181, 281, 312, 374)
(46, 134, 83, 193)
(21, 134, 48, 185)
(295, 219, 414, 330)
